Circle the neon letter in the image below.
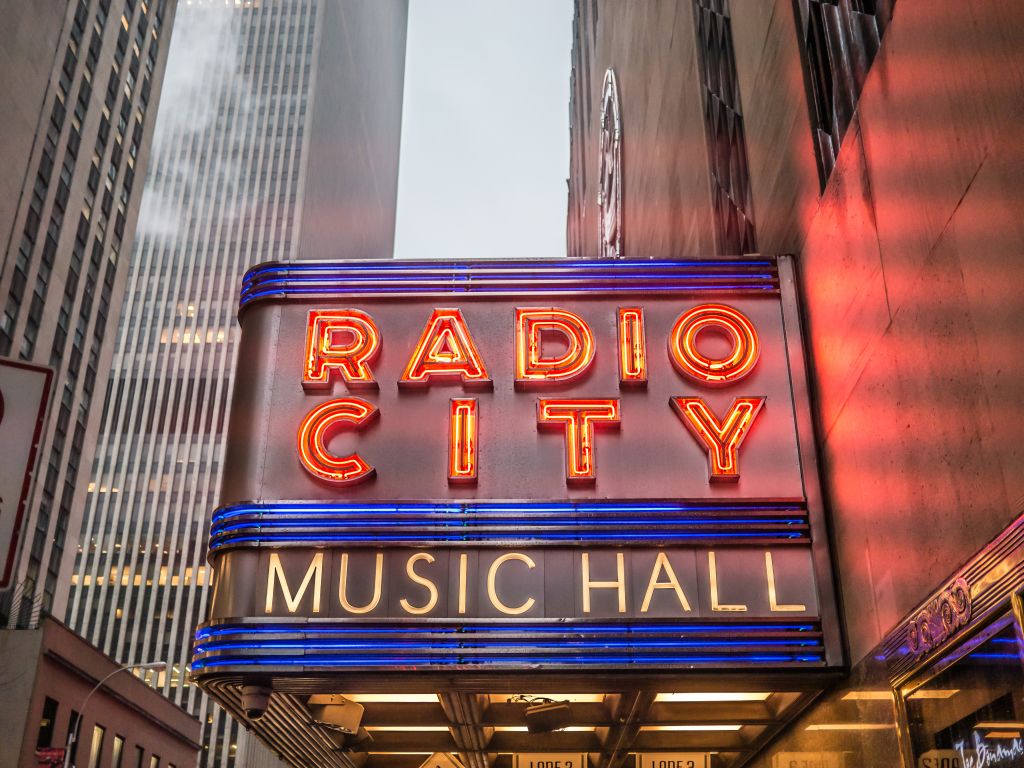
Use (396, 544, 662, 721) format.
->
(766, 552, 806, 612)
(617, 307, 647, 386)
(400, 308, 491, 387)
(448, 398, 478, 484)
(537, 399, 620, 483)
(400, 552, 439, 615)
(640, 552, 692, 613)
(671, 396, 765, 482)
(708, 551, 747, 612)
(515, 308, 595, 387)
(339, 552, 383, 614)
(297, 397, 378, 485)
(303, 309, 381, 390)
(265, 552, 322, 614)
(581, 552, 626, 613)
(668, 304, 760, 385)
(487, 553, 537, 615)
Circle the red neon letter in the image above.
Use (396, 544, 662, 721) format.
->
(400, 308, 491, 387)
(303, 309, 381, 390)
(668, 304, 760, 385)
(515, 308, 596, 387)
(617, 307, 647, 386)
(297, 398, 378, 485)
(671, 397, 765, 482)
(537, 399, 620, 483)
(448, 398, 479, 485)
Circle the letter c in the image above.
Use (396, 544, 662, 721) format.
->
(486, 553, 537, 615)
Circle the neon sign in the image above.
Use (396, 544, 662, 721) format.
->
(196, 257, 841, 684)
(295, 304, 765, 487)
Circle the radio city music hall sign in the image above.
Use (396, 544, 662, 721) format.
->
(194, 258, 841, 678)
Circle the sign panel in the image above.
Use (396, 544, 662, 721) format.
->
(637, 754, 710, 768)
(0, 358, 52, 589)
(514, 754, 587, 768)
(194, 258, 840, 679)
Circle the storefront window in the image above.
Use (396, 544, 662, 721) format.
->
(904, 615, 1024, 767)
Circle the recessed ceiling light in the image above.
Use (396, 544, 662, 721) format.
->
(346, 694, 440, 703)
(641, 725, 742, 732)
(806, 724, 893, 731)
(905, 689, 960, 700)
(655, 692, 771, 702)
(365, 727, 450, 732)
(841, 692, 893, 701)
(975, 722, 1024, 730)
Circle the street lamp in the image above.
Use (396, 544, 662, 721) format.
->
(62, 661, 167, 768)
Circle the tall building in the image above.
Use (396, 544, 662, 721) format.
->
(0, 0, 178, 620)
(66, 0, 408, 765)
(568, 1, 1024, 765)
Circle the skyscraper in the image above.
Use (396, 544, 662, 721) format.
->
(66, 1, 408, 764)
(0, 0, 179, 620)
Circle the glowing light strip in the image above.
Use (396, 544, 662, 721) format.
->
(196, 639, 821, 652)
(239, 258, 780, 307)
(210, 531, 805, 550)
(212, 501, 807, 524)
(195, 622, 820, 640)
(192, 653, 825, 670)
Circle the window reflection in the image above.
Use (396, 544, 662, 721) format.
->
(905, 617, 1024, 766)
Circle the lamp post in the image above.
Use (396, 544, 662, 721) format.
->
(62, 661, 167, 768)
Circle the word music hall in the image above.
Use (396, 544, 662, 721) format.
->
(191, 257, 844, 766)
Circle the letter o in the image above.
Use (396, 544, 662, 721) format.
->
(669, 303, 760, 384)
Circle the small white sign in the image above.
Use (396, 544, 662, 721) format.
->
(0, 358, 51, 588)
(637, 753, 710, 768)
(772, 753, 846, 768)
(514, 754, 587, 768)
(918, 749, 966, 768)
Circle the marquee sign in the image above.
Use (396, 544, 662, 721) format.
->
(194, 257, 840, 682)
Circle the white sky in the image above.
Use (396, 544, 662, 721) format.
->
(393, 0, 573, 261)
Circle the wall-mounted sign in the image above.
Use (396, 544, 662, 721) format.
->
(637, 753, 710, 768)
(514, 754, 587, 768)
(194, 257, 840, 681)
(0, 358, 52, 589)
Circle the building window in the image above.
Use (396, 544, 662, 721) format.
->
(111, 735, 125, 768)
(148, 756, 159, 768)
(134, 746, 144, 768)
(693, 0, 757, 256)
(36, 697, 59, 747)
(795, 0, 894, 188)
(89, 725, 106, 768)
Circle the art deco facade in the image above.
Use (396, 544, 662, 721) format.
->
(66, 0, 408, 764)
(568, 0, 1024, 764)
(0, 0, 178, 621)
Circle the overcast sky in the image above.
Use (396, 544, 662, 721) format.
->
(393, 0, 573, 261)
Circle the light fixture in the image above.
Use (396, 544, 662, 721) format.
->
(640, 725, 742, 732)
(346, 694, 440, 704)
(805, 724, 894, 731)
(365, 727, 450, 732)
(975, 722, 1024, 730)
(656, 692, 771, 702)
(510, 696, 573, 734)
(308, 694, 364, 734)
(904, 689, 960, 700)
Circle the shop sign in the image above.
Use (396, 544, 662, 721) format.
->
(771, 754, 846, 768)
(918, 750, 965, 768)
(194, 258, 840, 677)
